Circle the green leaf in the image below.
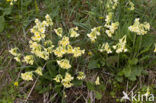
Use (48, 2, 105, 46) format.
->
(88, 60, 100, 69)
(86, 82, 95, 91)
(46, 61, 57, 77)
(95, 91, 102, 100)
(54, 84, 62, 93)
(123, 66, 143, 81)
(106, 56, 118, 66)
(128, 58, 138, 65)
(73, 80, 83, 86)
(4, 8, 12, 15)
(97, 84, 106, 91)
(0, 16, 5, 32)
(123, 66, 131, 78)
(39, 86, 52, 94)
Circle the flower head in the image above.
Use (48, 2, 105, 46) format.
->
(21, 72, 33, 81)
(54, 28, 63, 37)
(23, 55, 34, 65)
(77, 72, 86, 80)
(69, 27, 80, 38)
(61, 73, 74, 88)
(99, 42, 112, 54)
(95, 76, 100, 85)
(35, 67, 43, 76)
(113, 35, 128, 53)
(129, 18, 150, 35)
(57, 59, 71, 69)
(87, 26, 101, 42)
(53, 74, 63, 83)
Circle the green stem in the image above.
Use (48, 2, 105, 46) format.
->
(132, 34, 136, 58)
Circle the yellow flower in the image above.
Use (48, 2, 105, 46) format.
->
(128, 18, 150, 35)
(105, 12, 113, 25)
(54, 46, 66, 57)
(57, 59, 71, 69)
(14, 81, 18, 87)
(29, 41, 42, 52)
(113, 35, 128, 53)
(21, 72, 33, 81)
(39, 51, 49, 60)
(23, 55, 34, 65)
(54, 28, 63, 37)
(95, 76, 100, 85)
(9, 48, 19, 56)
(99, 42, 112, 54)
(72, 47, 85, 58)
(9, 48, 21, 62)
(61, 81, 73, 88)
(67, 45, 74, 54)
(77, 72, 85, 80)
(69, 27, 80, 38)
(105, 22, 119, 37)
(59, 36, 70, 47)
(14, 56, 21, 62)
(61, 73, 74, 88)
(35, 67, 43, 76)
(128, 1, 135, 11)
(45, 14, 53, 26)
(87, 27, 101, 42)
(53, 74, 62, 83)
(7, 0, 17, 5)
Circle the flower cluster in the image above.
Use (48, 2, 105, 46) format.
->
(106, 0, 119, 10)
(53, 74, 63, 83)
(87, 26, 102, 42)
(105, 0, 119, 37)
(21, 66, 43, 81)
(99, 42, 112, 54)
(23, 55, 34, 65)
(10, 15, 54, 81)
(29, 15, 54, 60)
(105, 12, 113, 25)
(53, 26, 85, 88)
(9, 48, 21, 62)
(30, 15, 53, 42)
(35, 67, 43, 76)
(113, 35, 128, 53)
(54, 28, 63, 37)
(128, 18, 150, 35)
(61, 73, 74, 88)
(54, 73, 74, 88)
(128, 1, 135, 11)
(105, 22, 119, 37)
(21, 72, 33, 81)
(69, 27, 80, 38)
(54, 36, 85, 58)
(6, 0, 17, 5)
(77, 72, 85, 80)
(57, 59, 71, 69)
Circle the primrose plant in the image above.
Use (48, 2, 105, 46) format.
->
(9, 14, 85, 89)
